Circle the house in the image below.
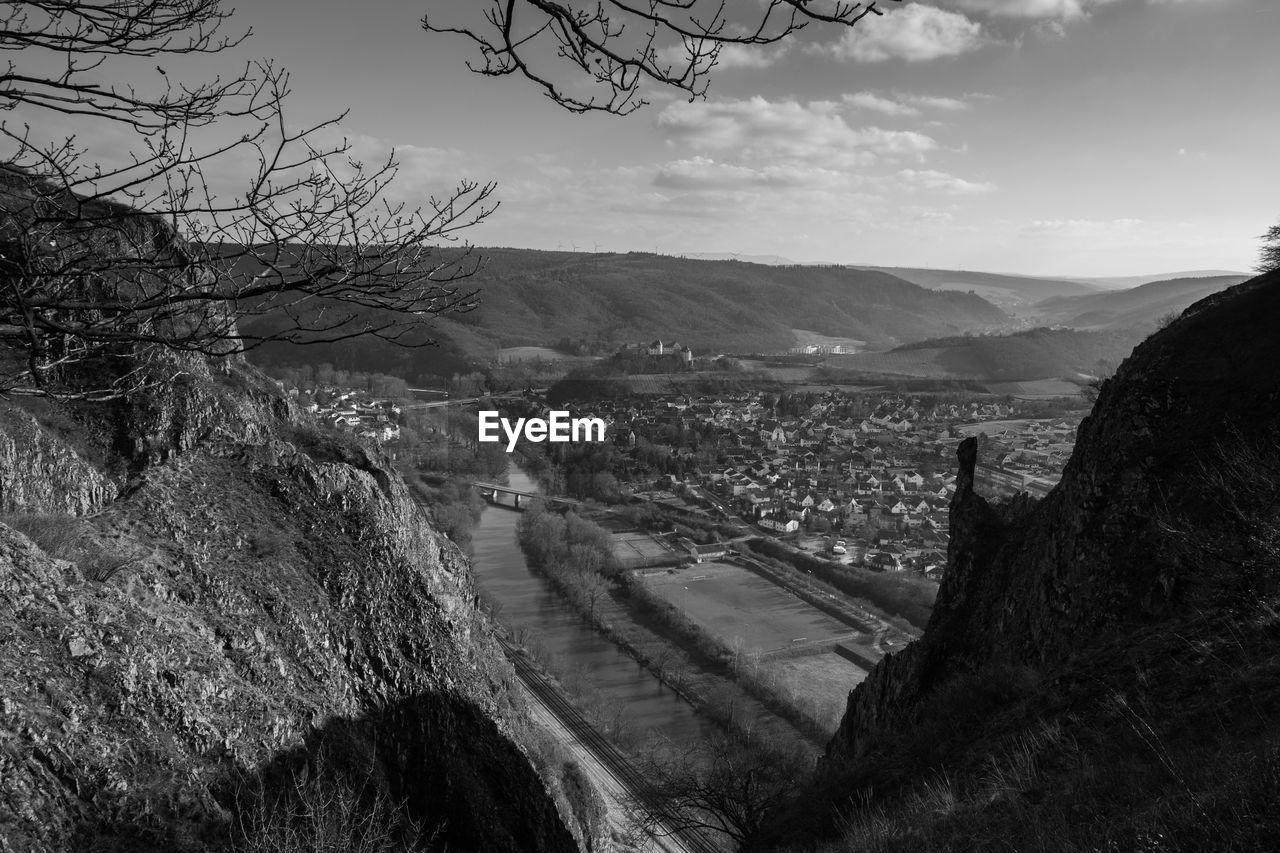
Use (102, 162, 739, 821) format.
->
(679, 539, 728, 562)
(647, 340, 685, 357)
(759, 517, 800, 534)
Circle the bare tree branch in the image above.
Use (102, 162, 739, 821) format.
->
(626, 732, 806, 848)
(1257, 223, 1280, 274)
(1, 1, 497, 399)
(423, 0, 899, 115)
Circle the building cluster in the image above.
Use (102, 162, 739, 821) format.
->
(545, 390, 1082, 579)
(969, 420, 1078, 498)
(283, 385, 404, 443)
(789, 343, 859, 355)
(615, 340, 695, 364)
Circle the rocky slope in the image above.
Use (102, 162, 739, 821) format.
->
(0, 357, 578, 851)
(798, 271, 1280, 851)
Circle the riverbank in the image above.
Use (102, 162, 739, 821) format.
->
(469, 470, 717, 749)
(515, 501, 826, 751)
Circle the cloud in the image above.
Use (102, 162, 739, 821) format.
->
(947, 0, 1122, 20)
(656, 97, 938, 166)
(906, 94, 970, 111)
(1019, 217, 1147, 239)
(814, 4, 985, 62)
(842, 91, 973, 118)
(843, 92, 921, 116)
(896, 168, 996, 193)
(655, 40, 790, 72)
(711, 43, 792, 69)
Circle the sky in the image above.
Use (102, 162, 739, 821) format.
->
(17, 0, 1280, 277)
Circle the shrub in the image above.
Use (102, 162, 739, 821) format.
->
(2, 514, 138, 581)
(2, 513, 81, 559)
(232, 754, 438, 853)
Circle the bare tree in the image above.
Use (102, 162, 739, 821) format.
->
(1, 1, 496, 398)
(1258, 222, 1280, 274)
(628, 732, 807, 849)
(423, 0, 900, 115)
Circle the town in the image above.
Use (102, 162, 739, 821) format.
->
(277, 372, 1086, 582)
(546, 389, 1084, 578)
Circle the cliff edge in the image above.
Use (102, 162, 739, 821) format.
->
(0, 359, 577, 852)
(799, 271, 1280, 851)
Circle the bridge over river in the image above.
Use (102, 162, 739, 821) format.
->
(472, 481, 585, 511)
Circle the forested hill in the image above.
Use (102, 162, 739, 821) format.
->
(242, 249, 1010, 377)
(1033, 274, 1251, 330)
(825, 327, 1140, 382)
(851, 265, 1097, 311)
(445, 250, 1008, 351)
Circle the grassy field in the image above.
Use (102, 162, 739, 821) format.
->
(823, 349, 968, 379)
(641, 562, 853, 653)
(792, 329, 867, 352)
(765, 653, 867, 729)
(956, 418, 1050, 436)
(733, 361, 820, 382)
(496, 346, 598, 364)
(985, 378, 1083, 398)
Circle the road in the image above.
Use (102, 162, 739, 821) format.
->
(500, 638, 724, 853)
(403, 392, 524, 410)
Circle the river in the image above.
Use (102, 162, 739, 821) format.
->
(469, 467, 718, 746)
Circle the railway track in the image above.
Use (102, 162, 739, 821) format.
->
(499, 638, 724, 853)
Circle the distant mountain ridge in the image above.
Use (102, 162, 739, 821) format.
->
(791, 270, 1280, 851)
(244, 248, 1010, 377)
(1061, 269, 1251, 289)
(827, 327, 1134, 383)
(821, 274, 1254, 384)
(1034, 274, 1251, 331)
(850, 266, 1098, 314)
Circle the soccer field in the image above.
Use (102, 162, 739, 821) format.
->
(643, 562, 853, 652)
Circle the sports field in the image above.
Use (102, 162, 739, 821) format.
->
(642, 562, 853, 652)
(610, 532, 677, 568)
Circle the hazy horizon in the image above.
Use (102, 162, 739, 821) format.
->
(11, 0, 1278, 277)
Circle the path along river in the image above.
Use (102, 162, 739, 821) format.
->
(469, 467, 720, 746)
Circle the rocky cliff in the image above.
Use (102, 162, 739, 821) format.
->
(802, 271, 1280, 851)
(0, 361, 577, 852)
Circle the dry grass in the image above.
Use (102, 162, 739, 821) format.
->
(798, 604, 1280, 853)
(2, 513, 140, 581)
(232, 755, 441, 853)
(3, 513, 81, 559)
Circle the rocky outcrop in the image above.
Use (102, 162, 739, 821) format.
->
(0, 366, 576, 852)
(0, 404, 117, 515)
(823, 270, 1280, 772)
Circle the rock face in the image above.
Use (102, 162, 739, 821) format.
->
(0, 365, 576, 851)
(0, 405, 117, 515)
(823, 270, 1280, 772)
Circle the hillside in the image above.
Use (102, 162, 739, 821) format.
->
(1063, 269, 1250, 289)
(0, 359, 580, 852)
(776, 271, 1280, 851)
(850, 266, 1096, 314)
(825, 327, 1136, 382)
(1034, 274, 1250, 330)
(242, 249, 1010, 380)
